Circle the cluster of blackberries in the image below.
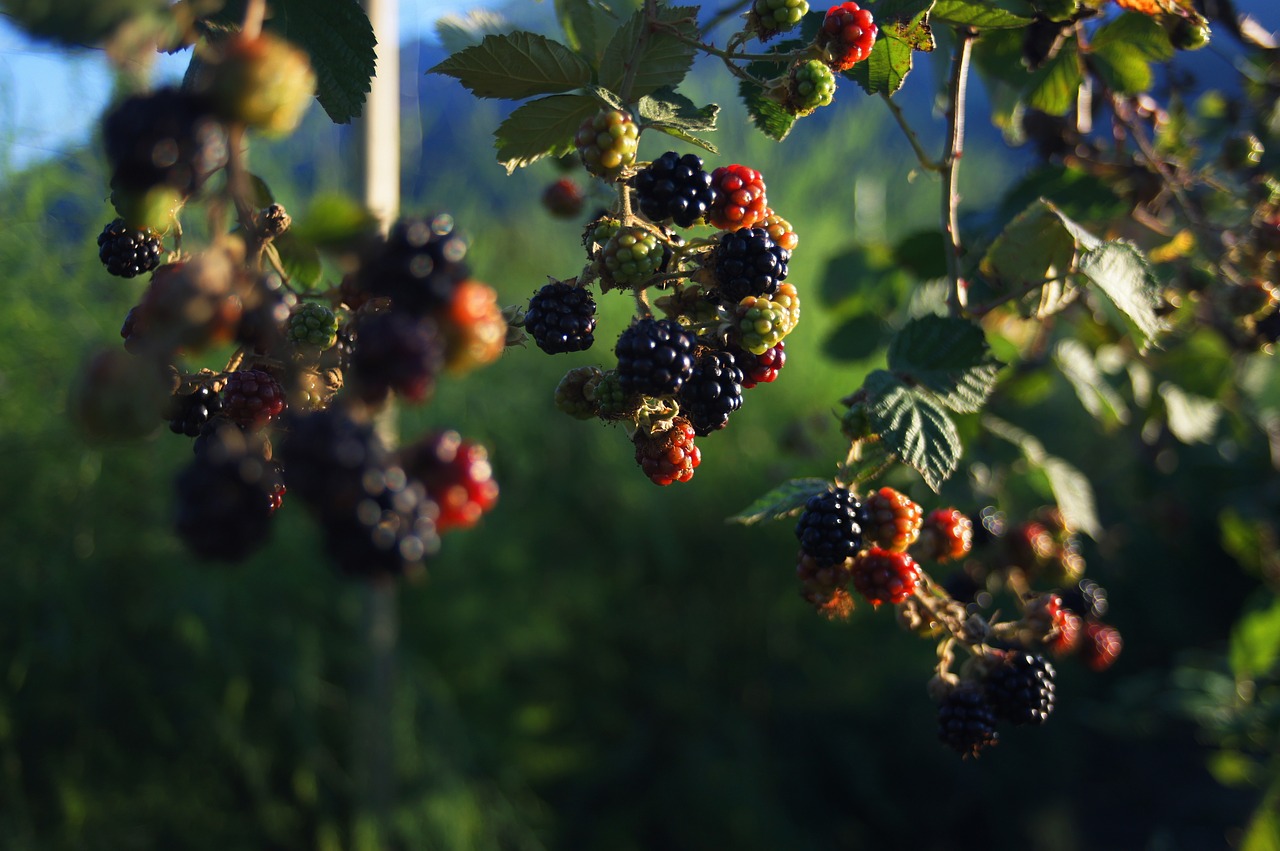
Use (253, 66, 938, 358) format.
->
(938, 650, 1057, 758)
(525, 151, 798, 486)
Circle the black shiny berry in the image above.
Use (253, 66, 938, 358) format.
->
(679, 348, 744, 436)
(525, 282, 596, 354)
(361, 214, 469, 316)
(615, 318, 697, 397)
(167, 385, 223, 437)
(634, 151, 718, 228)
(713, 227, 789, 302)
(97, 219, 163, 278)
(984, 651, 1056, 726)
(938, 685, 999, 758)
(795, 487, 866, 566)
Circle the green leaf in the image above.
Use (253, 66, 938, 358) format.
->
(636, 88, 719, 152)
(291, 193, 379, 249)
(980, 198, 1078, 293)
(1220, 507, 1280, 580)
(892, 231, 948, 280)
(1054, 338, 1129, 425)
(871, 0, 936, 50)
(982, 415, 1102, 538)
(818, 244, 909, 310)
(738, 80, 796, 142)
(845, 30, 917, 96)
(493, 94, 600, 173)
(599, 5, 699, 100)
(1078, 241, 1167, 347)
(888, 315, 1001, 413)
(1230, 596, 1280, 680)
(1026, 38, 1081, 116)
(823, 314, 893, 362)
(1091, 12, 1174, 62)
(930, 0, 1034, 29)
(1158, 382, 1222, 444)
(245, 173, 274, 208)
(1242, 785, 1280, 851)
(261, 0, 377, 124)
(1091, 39, 1155, 95)
(430, 31, 594, 100)
(555, 0, 640, 65)
(863, 370, 962, 492)
(434, 9, 513, 54)
(272, 232, 323, 290)
(727, 478, 831, 525)
(1, 0, 169, 46)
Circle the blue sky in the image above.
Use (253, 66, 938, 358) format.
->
(0, 0, 485, 170)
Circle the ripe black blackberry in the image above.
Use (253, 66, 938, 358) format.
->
(350, 312, 445, 404)
(938, 685, 999, 758)
(525, 281, 597, 354)
(678, 348, 744, 435)
(167, 385, 223, 437)
(634, 151, 718, 228)
(795, 487, 867, 566)
(279, 405, 389, 516)
(361, 214, 469, 316)
(322, 469, 441, 578)
(102, 87, 228, 196)
(615, 318, 697, 397)
(174, 427, 282, 561)
(713, 227, 789, 302)
(97, 219, 163, 278)
(984, 651, 1056, 726)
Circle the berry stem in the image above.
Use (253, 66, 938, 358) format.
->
(633, 285, 653, 319)
(700, 0, 753, 36)
(879, 93, 942, 173)
(941, 30, 974, 318)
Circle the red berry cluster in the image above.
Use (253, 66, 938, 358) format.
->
(819, 2, 879, 71)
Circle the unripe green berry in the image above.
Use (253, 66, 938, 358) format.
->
(602, 226, 664, 286)
(750, 0, 809, 36)
(574, 109, 639, 180)
(287, 302, 340, 350)
(787, 60, 837, 116)
(555, 366, 603, 420)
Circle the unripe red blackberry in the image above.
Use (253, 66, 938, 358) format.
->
(602, 226, 665, 287)
(634, 418, 701, 485)
(634, 151, 718, 228)
(795, 487, 866, 566)
(787, 59, 836, 116)
(714, 227, 790, 302)
(708, 164, 768, 230)
(1051, 609, 1083, 656)
(574, 109, 639, 180)
(400, 431, 499, 533)
(818, 2, 878, 71)
(615, 317, 697, 397)
(102, 87, 228, 198)
(350, 311, 445, 405)
(542, 177, 586, 218)
(222, 368, 286, 428)
(441, 279, 506, 372)
(758, 210, 798, 252)
(736, 341, 786, 388)
(167, 384, 223, 437)
(97, 218, 163, 278)
(1007, 521, 1057, 571)
(678, 348, 744, 436)
(863, 487, 923, 552)
(1079, 622, 1123, 671)
(525, 281, 597, 354)
(361, 214, 469, 316)
(919, 508, 974, 562)
(938, 685, 999, 758)
(851, 546, 921, 606)
(983, 650, 1056, 726)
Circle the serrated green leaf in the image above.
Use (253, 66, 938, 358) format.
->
(1091, 39, 1154, 95)
(980, 198, 1078, 291)
(291, 193, 379, 249)
(888, 315, 1001, 413)
(255, 0, 376, 124)
(727, 478, 832, 525)
(823, 314, 892, 362)
(1054, 338, 1129, 425)
(636, 88, 718, 131)
(931, 0, 1034, 29)
(556, 0, 640, 65)
(599, 5, 699, 100)
(272, 232, 323, 290)
(1026, 38, 1081, 116)
(863, 370, 962, 491)
(585, 84, 627, 110)
(1159, 382, 1221, 444)
(845, 30, 916, 95)
(430, 31, 594, 100)
(982, 414, 1101, 537)
(1230, 596, 1280, 680)
(1079, 241, 1167, 346)
(434, 9, 513, 54)
(872, 0, 936, 49)
(493, 94, 600, 173)
(1091, 12, 1174, 61)
(738, 80, 795, 141)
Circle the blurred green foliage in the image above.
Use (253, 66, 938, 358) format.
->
(0, 60, 1275, 851)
